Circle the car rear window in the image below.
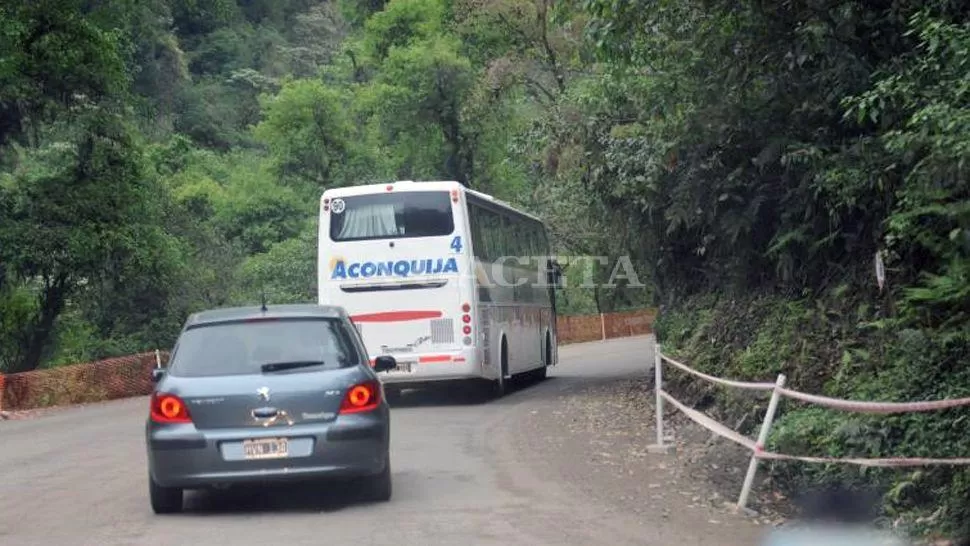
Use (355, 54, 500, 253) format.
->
(329, 191, 455, 241)
(168, 318, 359, 377)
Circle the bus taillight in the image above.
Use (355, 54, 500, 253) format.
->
(461, 303, 472, 335)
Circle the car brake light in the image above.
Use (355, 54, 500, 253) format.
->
(150, 392, 192, 424)
(339, 381, 381, 414)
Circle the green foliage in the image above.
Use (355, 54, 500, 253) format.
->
(364, 34, 476, 183)
(254, 79, 355, 186)
(362, 0, 446, 62)
(657, 289, 970, 537)
(0, 0, 131, 145)
(232, 223, 317, 305)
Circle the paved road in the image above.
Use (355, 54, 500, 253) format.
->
(0, 336, 761, 546)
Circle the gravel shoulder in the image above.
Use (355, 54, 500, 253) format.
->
(502, 336, 769, 545)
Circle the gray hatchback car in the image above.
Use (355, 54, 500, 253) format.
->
(145, 303, 397, 513)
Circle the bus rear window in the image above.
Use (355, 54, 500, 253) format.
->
(329, 191, 455, 242)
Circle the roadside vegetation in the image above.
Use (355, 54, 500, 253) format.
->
(1, 0, 967, 538)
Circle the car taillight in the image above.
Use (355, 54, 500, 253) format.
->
(150, 392, 192, 424)
(339, 381, 381, 414)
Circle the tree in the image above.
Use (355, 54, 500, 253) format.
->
(0, 111, 153, 373)
(363, 35, 477, 185)
(254, 78, 356, 187)
(0, 0, 128, 146)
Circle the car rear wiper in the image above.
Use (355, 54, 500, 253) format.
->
(260, 360, 326, 373)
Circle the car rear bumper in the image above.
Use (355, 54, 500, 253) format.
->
(146, 410, 389, 489)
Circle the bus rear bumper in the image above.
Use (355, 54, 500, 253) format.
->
(376, 348, 484, 385)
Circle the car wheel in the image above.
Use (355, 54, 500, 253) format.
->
(149, 474, 183, 514)
(363, 458, 392, 502)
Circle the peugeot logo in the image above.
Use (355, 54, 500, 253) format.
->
(257, 387, 271, 402)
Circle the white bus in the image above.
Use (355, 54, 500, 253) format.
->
(317, 180, 561, 397)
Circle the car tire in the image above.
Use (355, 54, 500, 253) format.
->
(149, 474, 183, 514)
(363, 458, 392, 502)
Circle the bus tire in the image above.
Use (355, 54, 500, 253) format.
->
(384, 386, 402, 405)
(535, 334, 551, 381)
(546, 332, 553, 367)
(491, 338, 508, 398)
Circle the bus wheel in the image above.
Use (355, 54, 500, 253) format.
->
(540, 334, 553, 378)
(491, 339, 508, 398)
(385, 386, 403, 405)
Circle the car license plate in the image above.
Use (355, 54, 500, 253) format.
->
(392, 361, 414, 373)
(243, 438, 288, 459)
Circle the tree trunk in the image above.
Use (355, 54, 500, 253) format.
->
(14, 273, 69, 374)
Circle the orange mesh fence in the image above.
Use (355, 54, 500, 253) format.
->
(556, 308, 657, 345)
(0, 351, 170, 412)
(0, 309, 656, 412)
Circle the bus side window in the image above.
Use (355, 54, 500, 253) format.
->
(504, 215, 519, 260)
(527, 223, 541, 303)
(504, 216, 521, 302)
(525, 222, 538, 263)
(469, 204, 487, 260)
(483, 208, 503, 262)
(506, 215, 521, 263)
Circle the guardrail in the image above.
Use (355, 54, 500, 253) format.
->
(649, 338, 970, 511)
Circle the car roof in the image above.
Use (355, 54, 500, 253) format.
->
(183, 304, 348, 329)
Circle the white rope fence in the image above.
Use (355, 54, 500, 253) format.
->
(648, 338, 970, 511)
